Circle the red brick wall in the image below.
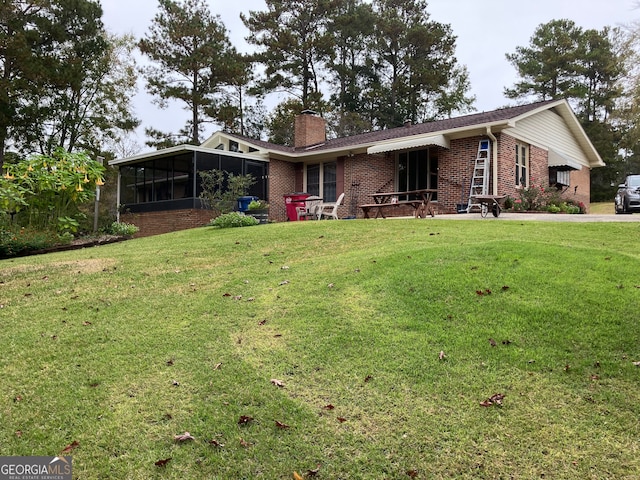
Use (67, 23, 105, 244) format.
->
(566, 164, 591, 211)
(438, 136, 484, 213)
(121, 209, 213, 238)
(345, 152, 397, 218)
(267, 158, 297, 222)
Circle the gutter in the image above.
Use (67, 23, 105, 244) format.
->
(486, 127, 498, 195)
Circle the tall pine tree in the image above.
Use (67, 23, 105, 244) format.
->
(139, 0, 243, 146)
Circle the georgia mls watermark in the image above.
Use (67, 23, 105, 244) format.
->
(0, 456, 72, 480)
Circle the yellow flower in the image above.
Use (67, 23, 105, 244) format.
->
(83, 174, 89, 183)
(76, 184, 83, 192)
(27, 165, 34, 172)
(3, 173, 14, 180)
(96, 178, 105, 186)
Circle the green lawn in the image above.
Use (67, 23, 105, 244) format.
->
(589, 202, 615, 214)
(1, 219, 639, 479)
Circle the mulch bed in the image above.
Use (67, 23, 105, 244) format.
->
(2, 235, 131, 260)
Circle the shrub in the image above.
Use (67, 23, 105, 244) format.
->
(547, 204, 561, 213)
(209, 212, 259, 228)
(2, 148, 105, 231)
(248, 199, 268, 210)
(0, 226, 61, 258)
(199, 170, 256, 215)
(107, 221, 139, 236)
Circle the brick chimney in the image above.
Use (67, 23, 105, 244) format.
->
(294, 110, 326, 148)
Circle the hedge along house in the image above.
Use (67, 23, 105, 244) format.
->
(109, 99, 604, 236)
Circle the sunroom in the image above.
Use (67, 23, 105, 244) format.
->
(111, 145, 269, 215)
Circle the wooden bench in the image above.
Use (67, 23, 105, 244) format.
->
(359, 200, 434, 219)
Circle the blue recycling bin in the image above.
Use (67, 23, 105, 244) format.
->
(237, 196, 259, 212)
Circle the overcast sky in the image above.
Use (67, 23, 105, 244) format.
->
(101, 0, 638, 152)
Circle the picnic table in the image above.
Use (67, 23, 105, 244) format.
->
(359, 189, 437, 219)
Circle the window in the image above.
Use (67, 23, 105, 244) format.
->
(515, 143, 529, 187)
(398, 149, 438, 200)
(305, 161, 337, 202)
(549, 168, 570, 187)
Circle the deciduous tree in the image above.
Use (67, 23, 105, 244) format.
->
(1, 1, 138, 166)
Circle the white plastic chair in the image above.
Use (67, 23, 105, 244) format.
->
(296, 195, 322, 220)
(317, 193, 345, 220)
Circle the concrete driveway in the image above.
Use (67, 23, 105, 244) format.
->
(436, 212, 640, 222)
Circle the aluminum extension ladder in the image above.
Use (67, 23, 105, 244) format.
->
(466, 139, 491, 213)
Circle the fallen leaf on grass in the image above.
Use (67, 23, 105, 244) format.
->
(275, 420, 290, 429)
(406, 470, 419, 478)
(166, 359, 174, 366)
(238, 415, 254, 425)
(293, 472, 304, 480)
(14, 395, 22, 402)
(364, 375, 373, 383)
(213, 362, 222, 370)
(82, 321, 92, 326)
(15, 430, 22, 437)
(271, 379, 285, 388)
(233, 295, 243, 300)
(480, 393, 505, 407)
(258, 319, 267, 325)
(632, 361, 640, 367)
(174, 432, 195, 442)
(323, 404, 335, 410)
(488, 338, 497, 347)
(61, 440, 79, 453)
(438, 351, 446, 360)
(306, 466, 321, 476)
(172, 380, 180, 386)
(327, 283, 334, 288)
(337, 417, 347, 423)
(155, 458, 171, 467)
(239, 438, 252, 448)
(279, 280, 290, 286)
(208, 439, 224, 447)
(502, 285, 510, 291)
(564, 364, 571, 372)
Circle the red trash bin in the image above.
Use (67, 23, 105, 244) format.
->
(283, 192, 310, 221)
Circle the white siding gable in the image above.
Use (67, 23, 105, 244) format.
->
(504, 109, 589, 168)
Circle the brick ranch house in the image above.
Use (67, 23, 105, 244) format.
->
(109, 99, 604, 236)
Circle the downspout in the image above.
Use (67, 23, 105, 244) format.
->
(116, 168, 121, 223)
(486, 127, 498, 195)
